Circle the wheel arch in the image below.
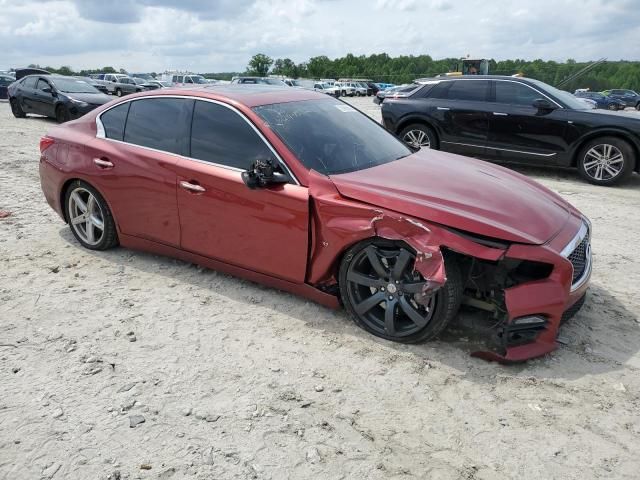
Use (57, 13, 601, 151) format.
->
(570, 129, 640, 172)
(395, 115, 441, 141)
(59, 177, 119, 227)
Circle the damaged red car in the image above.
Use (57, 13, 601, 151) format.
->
(39, 86, 591, 362)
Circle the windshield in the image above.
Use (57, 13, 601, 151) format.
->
(254, 99, 411, 175)
(527, 79, 589, 110)
(51, 78, 100, 94)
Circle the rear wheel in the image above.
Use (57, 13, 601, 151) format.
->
(399, 123, 438, 150)
(607, 103, 617, 111)
(10, 98, 26, 118)
(636, 102, 640, 111)
(339, 239, 462, 344)
(115, 88, 123, 97)
(64, 180, 118, 250)
(55, 104, 70, 123)
(577, 136, 635, 186)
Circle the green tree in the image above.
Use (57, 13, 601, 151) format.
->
(247, 53, 273, 77)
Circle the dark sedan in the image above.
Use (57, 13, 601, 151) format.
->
(381, 75, 640, 186)
(8, 75, 112, 123)
(574, 91, 625, 111)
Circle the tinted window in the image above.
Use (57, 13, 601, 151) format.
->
(101, 102, 130, 141)
(494, 81, 541, 106)
(446, 80, 489, 101)
(190, 100, 273, 170)
(36, 79, 50, 91)
(428, 82, 452, 99)
(124, 98, 193, 155)
(254, 99, 411, 175)
(23, 76, 37, 89)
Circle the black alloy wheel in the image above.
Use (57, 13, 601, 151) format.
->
(339, 239, 462, 344)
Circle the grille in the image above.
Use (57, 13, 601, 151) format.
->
(568, 235, 589, 283)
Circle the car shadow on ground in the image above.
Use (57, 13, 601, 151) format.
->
(57, 227, 638, 381)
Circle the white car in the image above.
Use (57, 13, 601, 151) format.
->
(334, 82, 356, 97)
(351, 82, 368, 96)
(313, 82, 339, 96)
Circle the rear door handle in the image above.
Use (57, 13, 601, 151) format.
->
(492, 112, 509, 116)
(179, 180, 206, 193)
(437, 107, 450, 111)
(93, 158, 114, 168)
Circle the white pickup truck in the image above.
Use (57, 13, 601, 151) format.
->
(334, 82, 356, 97)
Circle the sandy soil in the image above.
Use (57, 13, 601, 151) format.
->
(1, 97, 640, 480)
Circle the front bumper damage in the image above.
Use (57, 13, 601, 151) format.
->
(308, 171, 591, 363)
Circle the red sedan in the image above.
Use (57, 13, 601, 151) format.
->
(38, 85, 591, 362)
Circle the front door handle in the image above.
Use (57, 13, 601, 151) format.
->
(492, 112, 509, 116)
(93, 158, 114, 168)
(180, 181, 206, 193)
(437, 106, 450, 111)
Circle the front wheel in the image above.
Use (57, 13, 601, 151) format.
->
(399, 123, 438, 150)
(636, 103, 640, 111)
(339, 239, 463, 344)
(115, 88, 122, 97)
(64, 180, 119, 250)
(55, 105, 70, 123)
(577, 136, 635, 186)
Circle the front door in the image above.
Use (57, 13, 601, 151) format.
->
(486, 80, 568, 164)
(34, 78, 56, 117)
(175, 99, 309, 282)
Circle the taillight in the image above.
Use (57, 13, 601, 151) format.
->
(39, 136, 55, 153)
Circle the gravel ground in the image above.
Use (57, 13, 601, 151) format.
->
(1, 97, 640, 480)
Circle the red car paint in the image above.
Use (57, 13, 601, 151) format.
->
(38, 86, 591, 362)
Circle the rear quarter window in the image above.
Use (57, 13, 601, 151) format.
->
(100, 102, 130, 141)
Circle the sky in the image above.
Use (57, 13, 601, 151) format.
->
(1, 0, 639, 73)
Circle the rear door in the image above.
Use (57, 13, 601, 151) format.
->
(87, 97, 192, 246)
(430, 79, 491, 156)
(486, 80, 568, 164)
(175, 99, 309, 282)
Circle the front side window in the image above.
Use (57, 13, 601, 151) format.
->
(124, 98, 193, 155)
(100, 102, 130, 141)
(36, 79, 51, 91)
(494, 81, 541, 106)
(254, 98, 411, 175)
(445, 80, 490, 102)
(190, 100, 274, 170)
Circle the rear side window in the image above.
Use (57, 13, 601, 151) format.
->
(100, 102, 130, 141)
(124, 98, 193, 155)
(23, 76, 37, 88)
(494, 81, 541, 106)
(445, 80, 490, 101)
(190, 100, 273, 170)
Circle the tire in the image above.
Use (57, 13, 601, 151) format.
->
(341, 90, 346, 97)
(577, 136, 635, 186)
(607, 103, 617, 111)
(399, 123, 438, 150)
(636, 103, 640, 111)
(9, 98, 26, 118)
(64, 180, 118, 250)
(55, 104, 70, 123)
(115, 88, 122, 97)
(339, 239, 463, 344)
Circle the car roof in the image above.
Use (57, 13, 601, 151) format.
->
(415, 75, 538, 83)
(124, 84, 326, 108)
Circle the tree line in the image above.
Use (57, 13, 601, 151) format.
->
(27, 52, 640, 92)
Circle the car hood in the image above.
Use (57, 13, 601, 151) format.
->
(65, 92, 112, 105)
(329, 150, 571, 245)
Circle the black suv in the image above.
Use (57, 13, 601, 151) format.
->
(381, 76, 640, 186)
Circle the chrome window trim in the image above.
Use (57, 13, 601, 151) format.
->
(429, 78, 563, 109)
(560, 220, 592, 292)
(441, 141, 557, 157)
(95, 94, 300, 185)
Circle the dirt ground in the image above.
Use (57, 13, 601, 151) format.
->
(1, 97, 640, 480)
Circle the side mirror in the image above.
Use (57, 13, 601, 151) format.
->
(42, 87, 52, 94)
(241, 159, 289, 189)
(532, 98, 557, 112)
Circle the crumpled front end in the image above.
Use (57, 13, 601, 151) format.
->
(307, 171, 591, 363)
